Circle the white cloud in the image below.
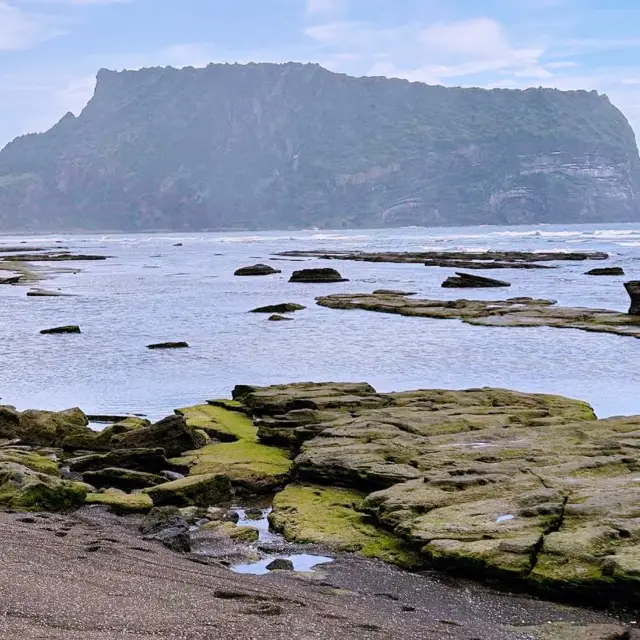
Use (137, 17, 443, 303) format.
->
(0, 1, 62, 50)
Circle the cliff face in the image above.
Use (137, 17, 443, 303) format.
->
(0, 62, 638, 231)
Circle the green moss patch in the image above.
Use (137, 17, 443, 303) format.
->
(172, 404, 292, 492)
(269, 484, 421, 569)
(86, 489, 153, 513)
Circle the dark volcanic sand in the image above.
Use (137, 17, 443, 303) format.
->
(0, 509, 630, 640)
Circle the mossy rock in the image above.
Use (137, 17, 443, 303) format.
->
(199, 520, 259, 543)
(12, 408, 94, 448)
(86, 489, 153, 514)
(172, 405, 292, 493)
(112, 415, 205, 457)
(82, 467, 166, 491)
(144, 473, 232, 507)
(69, 448, 170, 474)
(0, 462, 88, 512)
(0, 449, 60, 476)
(269, 484, 421, 569)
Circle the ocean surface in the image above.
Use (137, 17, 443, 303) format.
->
(1, 223, 639, 420)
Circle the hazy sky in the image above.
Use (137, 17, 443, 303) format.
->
(1, 0, 640, 147)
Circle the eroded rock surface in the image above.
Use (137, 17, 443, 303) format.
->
(241, 381, 640, 605)
(442, 272, 511, 288)
(316, 292, 640, 339)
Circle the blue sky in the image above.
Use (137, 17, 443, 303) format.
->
(2, 0, 640, 147)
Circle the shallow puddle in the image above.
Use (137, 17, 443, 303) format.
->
(231, 554, 334, 575)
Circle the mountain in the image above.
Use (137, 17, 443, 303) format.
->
(0, 62, 639, 231)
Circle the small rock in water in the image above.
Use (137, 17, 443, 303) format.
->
(586, 267, 625, 276)
(266, 558, 294, 571)
(27, 288, 68, 297)
(289, 268, 347, 283)
(173, 243, 183, 247)
(624, 281, 640, 315)
(147, 342, 189, 349)
(40, 325, 81, 335)
(442, 272, 510, 288)
(234, 264, 281, 276)
(268, 314, 293, 322)
(250, 303, 306, 314)
(372, 289, 417, 296)
(0, 275, 21, 285)
(244, 508, 264, 520)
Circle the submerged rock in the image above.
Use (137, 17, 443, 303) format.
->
(234, 264, 281, 276)
(250, 303, 306, 313)
(266, 558, 294, 571)
(442, 272, 510, 288)
(147, 341, 189, 349)
(316, 292, 640, 339)
(144, 473, 233, 507)
(586, 267, 625, 276)
(40, 325, 81, 335)
(625, 281, 640, 315)
(268, 314, 292, 322)
(26, 288, 68, 297)
(289, 268, 347, 283)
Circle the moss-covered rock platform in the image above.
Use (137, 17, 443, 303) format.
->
(233, 381, 640, 607)
(316, 292, 640, 339)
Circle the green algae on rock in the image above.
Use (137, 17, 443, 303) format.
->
(173, 404, 292, 492)
(225, 380, 640, 605)
(269, 484, 421, 569)
(316, 292, 640, 339)
(144, 473, 232, 507)
(85, 488, 153, 514)
(0, 462, 88, 512)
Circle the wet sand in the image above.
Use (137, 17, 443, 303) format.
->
(0, 508, 631, 640)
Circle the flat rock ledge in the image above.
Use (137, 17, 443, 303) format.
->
(277, 249, 609, 270)
(233, 381, 640, 607)
(315, 292, 640, 339)
(147, 341, 190, 349)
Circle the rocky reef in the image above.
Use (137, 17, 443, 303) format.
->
(2, 380, 640, 613)
(277, 249, 610, 270)
(316, 291, 640, 339)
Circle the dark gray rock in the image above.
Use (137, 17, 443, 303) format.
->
(40, 325, 81, 335)
(586, 267, 625, 276)
(140, 506, 190, 552)
(289, 268, 347, 283)
(234, 264, 281, 276)
(266, 558, 294, 571)
(442, 272, 510, 288)
(625, 281, 640, 315)
(147, 342, 189, 349)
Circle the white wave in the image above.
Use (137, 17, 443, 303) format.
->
(616, 241, 640, 247)
(307, 233, 372, 241)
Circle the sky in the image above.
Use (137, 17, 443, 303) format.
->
(2, 0, 640, 147)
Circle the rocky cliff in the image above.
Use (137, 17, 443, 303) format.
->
(0, 62, 639, 231)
